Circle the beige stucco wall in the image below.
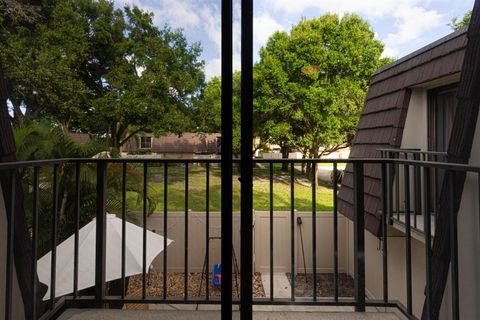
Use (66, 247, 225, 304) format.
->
(400, 88, 429, 151)
(0, 185, 26, 320)
(346, 221, 426, 318)
(394, 88, 429, 212)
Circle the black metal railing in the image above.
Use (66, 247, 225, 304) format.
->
(378, 148, 448, 234)
(1, 157, 476, 320)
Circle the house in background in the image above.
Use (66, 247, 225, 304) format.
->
(67, 132, 92, 145)
(339, 25, 480, 320)
(121, 132, 221, 158)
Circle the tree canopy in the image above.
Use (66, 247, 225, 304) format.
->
(1, 0, 205, 151)
(194, 71, 242, 154)
(254, 14, 389, 161)
(450, 10, 472, 31)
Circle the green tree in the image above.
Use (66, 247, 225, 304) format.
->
(194, 72, 241, 154)
(450, 10, 472, 30)
(254, 14, 388, 172)
(1, 0, 205, 150)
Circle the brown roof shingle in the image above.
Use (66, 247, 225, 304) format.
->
(338, 28, 468, 236)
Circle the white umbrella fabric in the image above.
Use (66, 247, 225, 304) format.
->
(37, 214, 173, 300)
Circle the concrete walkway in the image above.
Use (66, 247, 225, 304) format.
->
(261, 272, 292, 299)
(59, 309, 402, 320)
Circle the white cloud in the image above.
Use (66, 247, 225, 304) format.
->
(205, 54, 241, 78)
(198, 6, 221, 50)
(263, 0, 418, 18)
(384, 6, 444, 45)
(264, 0, 446, 59)
(197, 3, 241, 78)
(381, 47, 399, 58)
(153, 0, 200, 29)
(118, 0, 200, 29)
(254, 13, 284, 46)
(204, 58, 221, 79)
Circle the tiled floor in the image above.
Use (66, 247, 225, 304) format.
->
(59, 308, 402, 320)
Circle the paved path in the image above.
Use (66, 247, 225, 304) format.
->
(261, 272, 291, 299)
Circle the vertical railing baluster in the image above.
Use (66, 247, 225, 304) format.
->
(404, 165, 412, 315)
(142, 162, 148, 299)
(413, 154, 421, 229)
(32, 167, 39, 319)
(388, 153, 394, 224)
(381, 162, 388, 303)
(449, 173, 459, 320)
(353, 162, 365, 312)
(312, 161, 317, 301)
(269, 162, 274, 301)
(50, 164, 59, 309)
(206, 162, 210, 300)
(290, 162, 295, 301)
(184, 162, 189, 300)
(434, 155, 439, 223)
(74, 162, 80, 298)
(396, 158, 400, 221)
(5, 169, 16, 320)
(95, 162, 107, 308)
(333, 162, 339, 302)
(163, 163, 168, 300)
(423, 167, 432, 319)
(121, 162, 127, 299)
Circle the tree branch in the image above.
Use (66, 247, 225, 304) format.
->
(119, 128, 144, 147)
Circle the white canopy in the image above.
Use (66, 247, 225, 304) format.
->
(37, 214, 172, 300)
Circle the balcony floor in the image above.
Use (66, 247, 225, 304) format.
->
(59, 308, 403, 320)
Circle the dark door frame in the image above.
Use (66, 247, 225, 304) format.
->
(220, 0, 233, 319)
(221, 1, 254, 320)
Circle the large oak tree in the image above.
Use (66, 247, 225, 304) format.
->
(1, 0, 205, 151)
(254, 14, 391, 171)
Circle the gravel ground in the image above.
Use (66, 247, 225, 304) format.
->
(127, 271, 265, 299)
(286, 273, 354, 297)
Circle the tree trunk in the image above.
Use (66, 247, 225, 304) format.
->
(0, 62, 45, 319)
(311, 147, 320, 186)
(59, 188, 68, 226)
(11, 99, 25, 125)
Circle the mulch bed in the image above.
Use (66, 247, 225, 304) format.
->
(127, 271, 265, 299)
(286, 273, 354, 297)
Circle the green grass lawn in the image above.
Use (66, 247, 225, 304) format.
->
(125, 164, 334, 213)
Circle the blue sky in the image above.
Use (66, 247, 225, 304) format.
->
(116, 0, 474, 79)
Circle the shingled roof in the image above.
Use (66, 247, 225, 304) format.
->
(338, 28, 468, 236)
(122, 133, 220, 154)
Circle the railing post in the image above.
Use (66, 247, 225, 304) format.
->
(95, 162, 107, 308)
(5, 170, 15, 320)
(32, 167, 40, 319)
(423, 167, 432, 319)
(449, 173, 459, 320)
(381, 162, 389, 303)
(221, 0, 233, 317)
(240, 0, 254, 317)
(50, 165, 59, 309)
(353, 161, 365, 312)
